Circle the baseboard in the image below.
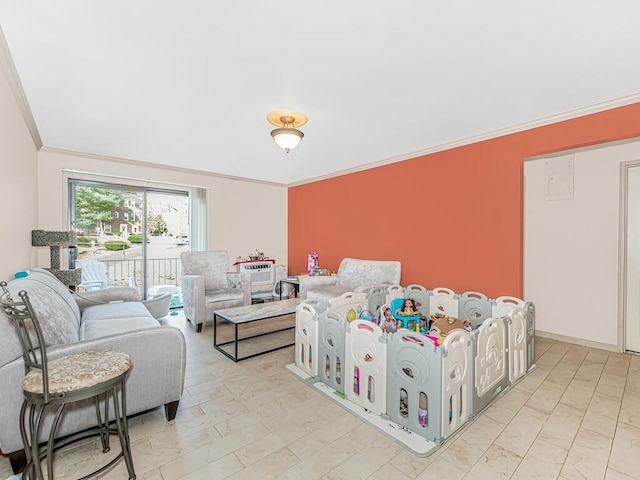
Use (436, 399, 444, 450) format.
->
(535, 330, 620, 353)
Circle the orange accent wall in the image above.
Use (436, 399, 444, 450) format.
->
(288, 103, 640, 298)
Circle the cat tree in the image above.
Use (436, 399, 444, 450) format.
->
(31, 230, 82, 286)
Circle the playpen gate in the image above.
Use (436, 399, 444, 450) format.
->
(507, 307, 528, 383)
(525, 302, 536, 371)
(345, 320, 388, 415)
(386, 330, 443, 443)
(471, 316, 509, 416)
(318, 310, 348, 394)
(386, 285, 404, 304)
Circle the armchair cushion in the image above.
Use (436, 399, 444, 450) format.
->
(336, 258, 402, 290)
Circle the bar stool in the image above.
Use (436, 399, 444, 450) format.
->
(0, 283, 136, 480)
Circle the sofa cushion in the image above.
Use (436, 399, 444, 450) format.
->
(81, 316, 161, 339)
(82, 302, 152, 322)
(7, 274, 81, 347)
(204, 288, 244, 303)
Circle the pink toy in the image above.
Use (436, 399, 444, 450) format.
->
(307, 252, 319, 275)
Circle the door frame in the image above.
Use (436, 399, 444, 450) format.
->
(618, 160, 640, 353)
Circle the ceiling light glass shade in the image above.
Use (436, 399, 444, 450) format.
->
(271, 127, 304, 153)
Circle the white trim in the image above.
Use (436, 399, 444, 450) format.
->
(535, 330, 618, 353)
(289, 92, 640, 187)
(46, 147, 288, 187)
(0, 26, 42, 149)
(61, 168, 211, 191)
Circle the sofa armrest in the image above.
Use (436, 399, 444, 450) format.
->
(227, 272, 252, 305)
(182, 274, 206, 326)
(298, 275, 338, 300)
(73, 287, 141, 313)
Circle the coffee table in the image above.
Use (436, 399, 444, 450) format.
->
(213, 298, 299, 362)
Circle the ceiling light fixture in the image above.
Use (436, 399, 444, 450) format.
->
(267, 110, 308, 153)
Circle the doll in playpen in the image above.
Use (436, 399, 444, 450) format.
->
(379, 305, 397, 333)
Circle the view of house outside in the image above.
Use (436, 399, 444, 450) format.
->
(72, 185, 189, 298)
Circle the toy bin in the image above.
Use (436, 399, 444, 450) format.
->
(458, 291, 493, 328)
(440, 329, 473, 440)
(404, 284, 430, 319)
(470, 316, 509, 416)
(386, 330, 443, 443)
(328, 292, 369, 323)
(295, 299, 326, 378)
(345, 320, 388, 415)
(318, 309, 348, 394)
(430, 287, 459, 318)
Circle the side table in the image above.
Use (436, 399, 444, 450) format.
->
(279, 278, 300, 300)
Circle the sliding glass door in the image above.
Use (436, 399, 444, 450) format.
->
(69, 180, 190, 305)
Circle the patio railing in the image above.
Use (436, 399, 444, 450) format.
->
(102, 257, 182, 296)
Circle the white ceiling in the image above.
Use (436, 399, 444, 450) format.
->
(1, 1, 640, 185)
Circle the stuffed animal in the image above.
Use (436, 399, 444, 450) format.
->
(428, 315, 471, 337)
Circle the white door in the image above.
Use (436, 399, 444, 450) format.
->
(625, 165, 640, 353)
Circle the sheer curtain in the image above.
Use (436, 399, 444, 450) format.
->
(189, 187, 208, 251)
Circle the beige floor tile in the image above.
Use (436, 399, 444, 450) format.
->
(581, 392, 622, 438)
(538, 402, 584, 450)
(525, 380, 566, 414)
(494, 405, 548, 457)
(545, 363, 579, 386)
(619, 388, 640, 428)
(514, 366, 550, 393)
(366, 463, 413, 480)
(179, 452, 244, 480)
(387, 449, 436, 479)
(560, 427, 613, 480)
(321, 436, 401, 480)
(415, 458, 467, 480)
(510, 438, 567, 480)
(605, 467, 639, 480)
(287, 414, 362, 460)
(226, 447, 301, 480)
(461, 444, 521, 480)
(559, 377, 597, 411)
(608, 422, 640, 479)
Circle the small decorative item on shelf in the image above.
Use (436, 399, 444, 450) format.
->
(247, 248, 265, 261)
(307, 252, 319, 274)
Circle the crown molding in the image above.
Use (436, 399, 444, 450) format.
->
(287, 92, 640, 187)
(0, 26, 42, 149)
(40, 146, 289, 188)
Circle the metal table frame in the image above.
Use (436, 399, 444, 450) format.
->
(213, 301, 297, 362)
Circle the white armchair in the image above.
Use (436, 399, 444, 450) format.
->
(180, 251, 251, 332)
(298, 258, 402, 302)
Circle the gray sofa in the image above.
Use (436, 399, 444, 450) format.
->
(0, 268, 186, 473)
(299, 257, 402, 302)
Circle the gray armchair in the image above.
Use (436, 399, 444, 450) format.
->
(180, 251, 251, 332)
(299, 257, 402, 302)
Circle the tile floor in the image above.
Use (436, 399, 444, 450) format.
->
(1, 311, 639, 480)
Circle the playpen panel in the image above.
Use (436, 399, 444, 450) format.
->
(364, 286, 387, 323)
(525, 302, 536, 371)
(329, 292, 369, 322)
(472, 317, 509, 415)
(295, 301, 323, 377)
(441, 330, 472, 440)
(386, 331, 443, 443)
(318, 310, 348, 393)
(492, 296, 525, 318)
(507, 307, 527, 383)
(345, 320, 388, 415)
(430, 287, 459, 318)
(386, 285, 405, 304)
(459, 291, 493, 328)
(404, 284, 430, 319)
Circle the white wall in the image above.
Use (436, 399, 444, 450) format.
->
(524, 140, 640, 348)
(0, 57, 38, 280)
(37, 149, 288, 269)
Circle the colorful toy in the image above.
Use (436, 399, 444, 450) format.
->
(428, 314, 471, 338)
